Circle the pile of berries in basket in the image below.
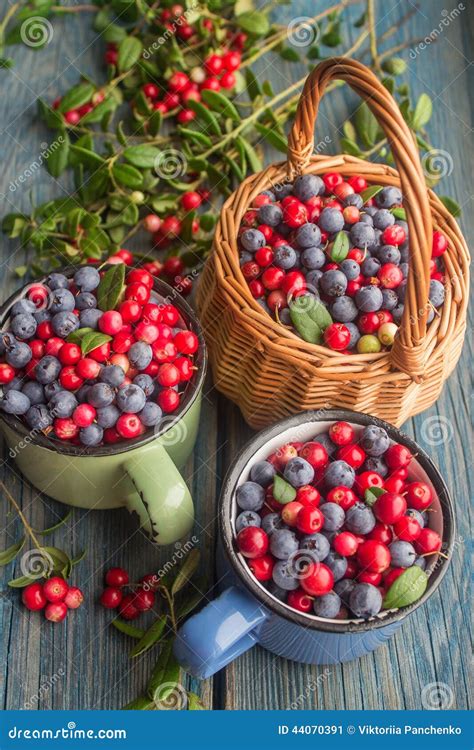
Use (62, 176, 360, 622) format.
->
(239, 173, 448, 353)
(234, 420, 442, 620)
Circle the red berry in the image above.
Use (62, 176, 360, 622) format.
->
(99, 310, 123, 335)
(140, 573, 160, 591)
(337, 444, 366, 469)
(236, 526, 269, 559)
(273, 443, 298, 470)
(22, 582, 47, 611)
(348, 175, 367, 192)
(144, 214, 161, 233)
(248, 554, 274, 582)
(383, 475, 406, 494)
(76, 357, 101, 379)
(59, 366, 83, 391)
(27, 283, 49, 308)
(415, 528, 441, 555)
(255, 246, 274, 267)
(296, 506, 324, 535)
(143, 82, 159, 99)
(384, 567, 405, 588)
(327, 486, 358, 511)
(125, 283, 150, 305)
(373, 492, 407, 525)
(287, 589, 313, 613)
(358, 571, 382, 585)
(385, 444, 412, 469)
(355, 471, 384, 495)
(382, 224, 406, 246)
(177, 108, 195, 124)
(261, 267, 285, 290)
(89, 342, 111, 362)
(44, 338, 64, 357)
(116, 413, 144, 438)
(282, 200, 307, 228)
(295, 485, 321, 506)
(344, 559, 358, 579)
(43, 576, 69, 603)
(134, 589, 155, 611)
(393, 516, 422, 542)
(135, 322, 160, 344)
(357, 540, 391, 573)
(180, 191, 202, 211)
(174, 330, 198, 354)
(200, 77, 220, 91)
(324, 323, 350, 351)
(0, 363, 15, 384)
(169, 71, 189, 92)
(157, 363, 180, 387)
(158, 388, 180, 413)
(368, 522, 393, 545)
(405, 481, 432, 510)
(58, 343, 81, 365)
(300, 562, 334, 596)
(281, 271, 306, 296)
(127, 269, 154, 289)
(222, 50, 241, 71)
(64, 586, 84, 609)
(37, 320, 53, 340)
(54, 417, 79, 440)
(328, 421, 354, 446)
(29, 339, 45, 358)
(205, 54, 223, 75)
(281, 501, 305, 527)
(73, 403, 96, 428)
(100, 586, 123, 609)
(249, 279, 264, 298)
(105, 567, 129, 587)
(334, 531, 358, 557)
(45, 602, 68, 622)
(118, 594, 140, 620)
(378, 263, 404, 289)
(65, 110, 80, 125)
(432, 230, 448, 257)
(220, 72, 236, 89)
(323, 172, 343, 191)
(119, 300, 142, 324)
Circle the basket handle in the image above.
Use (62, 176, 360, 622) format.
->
(287, 58, 433, 380)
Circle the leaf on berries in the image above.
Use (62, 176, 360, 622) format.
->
(8, 575, 37, 588)
(45, 132, 70, 178)
(32, 509, 72, 535)
(201, 89, 240, 122)
(178, 128, 212, 148)
(111, 619, 145, 639)
(57, 83, 95, 114)
(81, 97, 118, 125)
(439, 196, 461, 218)
(130, 615, 167, 657)
(330, 231, 350, 262)
(383, 566, 428, 610)
(118, 36, 142, 73)
(273, 476, 297, 504)
(391, 207, 406, 220)
(236, 11, 270, 36)
(112, 163, 143, 189)
(0, 538, 25, 566)
(80, 332, 113, 356)
(96, 261, 126, 311)
(360, 185, 383, 203)
(289, 295, 332, 343)
(171, 548, 200, 595)
(187, 100, 221, 136)
(123, 144, 161, 168)
(364, 486, 386, 507)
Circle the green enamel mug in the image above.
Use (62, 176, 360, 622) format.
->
(0, 270, 207, 546)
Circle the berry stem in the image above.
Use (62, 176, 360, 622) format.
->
(159, 584, 177, 633)
(0, 480, 44, 552)
(367, 0, 381, 72)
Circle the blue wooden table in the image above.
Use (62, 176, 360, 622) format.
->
(0, 0, 472, 711)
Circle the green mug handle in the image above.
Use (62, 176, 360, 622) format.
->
(123, 443, 194, 546)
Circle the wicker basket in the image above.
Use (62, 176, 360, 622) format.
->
(196, 58, 470, 429)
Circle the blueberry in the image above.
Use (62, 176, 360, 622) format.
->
(116, 384, 146, 413)
(359, 212, 374, 225)
(406, 509, 425, 527)
(274, 244, 297, 270)
(301, 246, 325, 270)
(350, 222, 375, 248)
(235, 481, 264, 511)
(240, 228, 266, 252)
(51, 311, 79, 338)
(128, 341, 152, 370)
(250, 460, 276, 487)
(361, 257, 381, 277)
(377, 244, 400, 265)
(1, 390, 30, 415)
(4, 377, 25, 394)
(35, 356, 61, 385)
(294, 174, 324, 201)
(283, 457, 314, 488)
(26, 404, 52, 431)
(376, 186, 402, 209)
(363, 456, 388, 477)
(314, 432, 336, 457)
(48, 390, 78, 418)
(413, 556, 426, 570)
(306, 270, 323, 290)
(235, 510, 261, 533)
(324, 550, 347, 581)
(258, 203, 282, 227)
(373, 209, 395, 231)
(397, 280, 407, 303)
(272, 560, 299, 590)
(11, 299, 37, 316)
(320, 502, 345, 531)
(324, 460, 355, 489)
(330, 296, 358, 323)
(343, 193, 363, 209)
(257, 299, 270, 314)
(392, 304, 404, 324)
(360, 425, 390, 456)
(334, 578, 356, 603)
(340, 259, 360, 280)
(345, 502, 376, 534)
(355, 286, 383, 312)
(100, 365, 125, 387)
(95, 405, 119, 429)
(80, 424, 103, 446)
(75, 292, 97, 310)
(319, 207, 344, 234)
(74, 266, 100, 292)
(345, 322, 361, 349)
(270, 529, 299, 560)
(240, 251, 253, 266)
(299, 533, 330, 562)
(296, 223, 321, 248)
(262, 513, 285, 535)
(381, 288, 399, 311)
(429, 279, 445, 308)
(80, 309, 103, 330)
(400, 262, 409, 279)
(75, 384, 91, 403)
(313, 592, 341, 618)
(320, 270, 347, 297)
(49, 288, 75, 314)
(21, 381, 45, 406)
(5, 341, 32, 368)
(363, 206, 378, 217)
(273, 182, 294, 200)
(349, 583, 382, 618)
(399, 243, 410, 262)
(133, 374, 155, 397)
(46, 273, 69, 290)
(139, 402, 162, 427)
(34, 310, 51, 323)
(267, 582, 287, 601)
(44, 381, 62, 400)
(389, 540, 416, 567)
(10, 313, 37, 340)
(87, 383, 115, 408)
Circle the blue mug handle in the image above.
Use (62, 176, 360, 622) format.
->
(173, 586, 269, 679)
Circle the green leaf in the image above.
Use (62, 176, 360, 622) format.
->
(70, 548, 86, 566)
(178, 128, 212, 148)
(245, 68, 263, 101)
(148, 639, 180, 703)
(360, 185, 383, 203)
(112, 619, 145, 639)
(188, 100, 221, 135)
(236, 11, 269, 36)
(381, 57, 407, 76)
(364, 486, 386, 507)
(103, 23, 127, 43)
(118, 36, 142, 72)
(187, 692, 205, 710)
(279, 47, 300, 62)
(57, 83, 95, 114)
(272, 475, 297, 504)
(69, 146, 105, 168)
(123, 144, 160, 168)
(8, 575, 38, 588)
(96, 263, 126, 311)
(45, 132, 70, 178)
(439, 195, 461, 218)
(353, 102, 379, 148)
(177, 590, 206, 620)
(81, 97, 117, 125)
(391, 207, 406, 220)
(201, 89, 240, 122)
(171, 548, 200, 595)
(80, 331, 113, 356)
(330, 231, 350, 262)
(148, 109, 162, 137)
(112, 163, 143, 189)
(340, 137, 362, 157)
(289, 296, 332, 343)
(255, 124, 287, 154)
(130, 616, 167, 657)
(0, 538, 25, 566)
(412, 93, 432, 130)
(33, 510, 72, 535)
(236, 136, 261, 172)
(383, 567, 428, 609)
(37, 98, 63, 129)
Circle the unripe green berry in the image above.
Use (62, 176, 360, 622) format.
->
(357, 334, 382, 354)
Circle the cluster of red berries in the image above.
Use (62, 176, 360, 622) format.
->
(22, 577, 83, 622)
(99, 567, 159, 620)
(105, 248, 194, 297)
(234, 420, 442, 620)
(52, 90, 105, 126)
(140, 188, 210, 257)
